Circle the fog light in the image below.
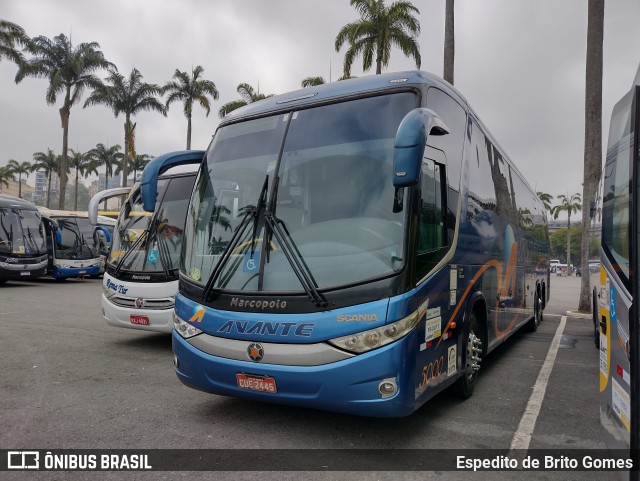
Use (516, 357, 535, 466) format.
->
(378, 378, 397, 398)
(173, 354, 179, 368)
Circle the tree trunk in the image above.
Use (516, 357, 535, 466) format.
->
(187, 114, 192, 150)
(122, 116, 130, 188)
(74, 168, 79, 211)
(58, 90, 71, 210)
(578, 0, 604, 312)
(566, 213, 571, 274)
(18, 174, 22, 198)
(443, 0, 455, 84)
(46, 172, 52, 208)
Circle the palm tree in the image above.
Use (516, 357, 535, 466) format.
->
(443, 0, 454, 84)
(7, 160, 31, 198)
(551, 193, 582, 274)
(0, 19, 28, 65)
(90, 143, 122, 189)
(536, 191, 553, 217)
(68, 149, 97, 211)
(15, 33, 113, 209)
(218, 83, 274, 118)
(579, 0, 604, 312)
(32, 149, 61, 208)
(301, 76, 325, 88)
(164, 66, 219, 150)
(130, 153, 152, 182)
(84, 68, 165, 187)
(335, 0, 421, 77)
(0, 166, 15, 191)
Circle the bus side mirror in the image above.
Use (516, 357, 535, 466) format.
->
(95, 226, 112, 244)
(393, 108, 449, 187)
(140, 150, 205, 212)
(55, 229, 62, 245)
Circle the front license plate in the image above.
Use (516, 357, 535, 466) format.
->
(236, 373, 277, 393)
(130, 315, 149, 326)
(20, 272, 30, 276)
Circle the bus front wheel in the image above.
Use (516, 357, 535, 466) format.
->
(455, 312, 482, 399)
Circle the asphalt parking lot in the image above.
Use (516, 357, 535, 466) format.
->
(0, 274, 617, 480)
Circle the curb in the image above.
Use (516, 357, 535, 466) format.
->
(565, 310, 592, 320)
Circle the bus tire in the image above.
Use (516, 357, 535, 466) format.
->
(455, 312, 482, 399)
(528, 295, 542, 332)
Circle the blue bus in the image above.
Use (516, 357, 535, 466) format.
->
(0, 194, 48, 284)
(146, 71, 550, 417)
(38, 209, 113, 280)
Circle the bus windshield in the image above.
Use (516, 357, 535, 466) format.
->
(108, 175, 194, 273)
(183, 92, 416, 292)
(0, 208, 47, 256)
(55, 217, 99, 260)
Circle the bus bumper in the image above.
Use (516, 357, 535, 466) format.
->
(0, 261, 48, 280)
(102, 294, 174, 333)
(53, 265, 100, 278)
(172, 330, 417, 418)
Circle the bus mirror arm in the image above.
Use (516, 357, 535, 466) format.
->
(393, 108, 449, 188)
(95, 226, 112, 244)
(392, 187, 404, 213)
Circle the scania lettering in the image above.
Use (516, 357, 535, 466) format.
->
(0, 194, 48, 284)
(38, 208, 111, 280)
(88, 151, 201, 333)
(161, 71, 550, 417)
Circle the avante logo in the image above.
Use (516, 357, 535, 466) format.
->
(336, 314, 378, 322)
(218, 320, 314, 337)
(189, 306, 205, 323)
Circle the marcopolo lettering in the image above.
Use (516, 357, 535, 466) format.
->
(131, 274, 151, 281)
(218, 320, 314, 337)
(230, 297, 288, 310)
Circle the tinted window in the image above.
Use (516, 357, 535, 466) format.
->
(426, 88, 467, 191)
(466, 118, 497, 219)
(602, 103, 631, 284)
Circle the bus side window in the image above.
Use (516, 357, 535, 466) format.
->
(416, 158, 448, 281)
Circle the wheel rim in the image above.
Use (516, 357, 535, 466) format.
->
(465, 330, 482, 380)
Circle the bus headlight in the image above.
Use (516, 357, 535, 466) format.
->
(173, 312, 203, 339)
(327, 310, 420, 354)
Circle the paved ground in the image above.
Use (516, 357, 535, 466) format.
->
(0, 274, 619, 480)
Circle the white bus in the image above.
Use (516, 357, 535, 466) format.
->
(89, 151, 202, 332)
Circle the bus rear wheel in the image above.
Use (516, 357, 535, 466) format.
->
(455, 312, 482, 399)
(528, 295, 543, 332)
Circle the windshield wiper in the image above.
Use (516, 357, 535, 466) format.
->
(202, 176, 269, 302)
(263, 176, 328, 308)
(147, 227, 171, 278)
(113, 229, 149, 276)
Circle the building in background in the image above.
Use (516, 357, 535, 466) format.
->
(34, 170, 59, 205)
(0, 178, 35, 200)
